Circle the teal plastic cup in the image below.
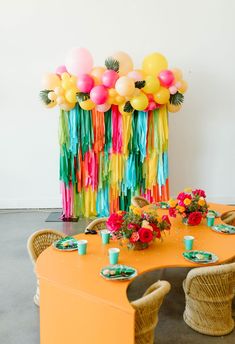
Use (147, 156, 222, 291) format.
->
(108, 248, 120, 265)
(77, 240, 88, 255)
(184, 236, 194, 250)
(101, 230, 110, 244)
(207, 214, 215, 227)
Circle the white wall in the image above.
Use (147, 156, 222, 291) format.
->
(0, 0, 235, 208)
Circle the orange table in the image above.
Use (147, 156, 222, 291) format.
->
(36, 204, 235, 344)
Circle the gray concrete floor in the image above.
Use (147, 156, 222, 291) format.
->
(0, 210, 234, 344)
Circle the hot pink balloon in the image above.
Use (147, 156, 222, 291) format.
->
(102, 70, 119, 88)
(127, 71, 143, 81)
(96, 103, 111, 112)
(145, 101, 157, 111)
(158, 70, 175, 87)
(90, 85, 108, 105)
(56, 65, 68, 77)
(169, 85, 178, 95)
(77, 74, 94, 93)
(65, 47, 93, 76)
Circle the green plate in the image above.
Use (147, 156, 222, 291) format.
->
(53, 236, 78, 251)
(183, 250, 218, 264)
(100, 265, 137, 281)
(208, 210, 221, 218)
(156, 202, 169, 209)
(211, 224, 235, 235)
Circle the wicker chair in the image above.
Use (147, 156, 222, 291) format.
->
(131, 196, 150, 208)
(27, 229, 64, 306)
(183, 263, 235, 336)
(85, 217, 108, 232)
(131, 280, 171, 344)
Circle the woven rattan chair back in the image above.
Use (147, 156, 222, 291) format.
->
(131, 280, 171, 344)
(85, 217, 108, 232)
(131, 196, 150, 208)
(183, 263, 235, 336)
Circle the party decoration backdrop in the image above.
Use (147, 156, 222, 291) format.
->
(40, 48, 188, 219)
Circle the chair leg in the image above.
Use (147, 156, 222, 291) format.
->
(34, 280, 40, 307)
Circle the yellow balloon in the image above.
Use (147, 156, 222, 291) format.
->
(118, 103, 133, 116)
(90, 67, 106, 85)
(115, 95, 125, 105)
(65, 89, 77, 103)
(48, 91, 57, 101)
(60, 102, 75, 111)
(41, 73, 61, 90)
(167, 103, 182, 113)
(61, 72, 71, 81)
(178, 80, 188, 94)
(130, 92, 149, 111)
(133, 88, 141, 97)
(46, 101, 56, 108)
(154, 87, 170, 104)
(79, 99, 95, 110)
(108, 88, 117, 97)
(172, 68, 183, 81)
(54, 86, 64, 96)
(142, 53, 168, 76)
(70, 75, 77, 85)
(111, 51, 133, 76)
(61, 79, 71, 90)
(115, 76, 135, 97)
(143, 75, 160, 94)
(57, 96, 65, 105)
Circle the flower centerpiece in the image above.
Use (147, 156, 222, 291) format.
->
(106, 206, 171, 250)
(168, 188, 208, 225)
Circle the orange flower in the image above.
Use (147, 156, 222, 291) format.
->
(184, 198, 191, 206)
(177, 206, 186, 213)
(198, 198, 205, 206)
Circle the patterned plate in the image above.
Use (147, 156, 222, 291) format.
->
(211, 224, 235, 235)
(156, 202, 170, 209)
(183, 250, 218, 264)
(100, 265, 137, 281)
(53, 236, 78, 251)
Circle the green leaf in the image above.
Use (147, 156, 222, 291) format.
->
(76, 92, 90, 102)
(39, 89, 52, 105)
(123, 101, 134, 113)
(169, 92, 184, 105)
(105, 57, 119, 72)
(135, 80, 146, 89)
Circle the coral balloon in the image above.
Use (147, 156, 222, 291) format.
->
(167, 103, 182, 113)
(178, 80, 188, 94)
(77, 74, 94, 93)
(154, 87, 170, 104)
(54, 87, 64, 96)
(56, 65, 68, 77)
(130, 92, 149, 111)
(111, 51, 133, 76)
(79, 99, 95, 110)
(142, 52, 168, 76)
(56, 96, 65, 105)
(41, 73, 61, 90)
(90, 67, 106, 85)
(90, 85, 108, 105)
(172, 68, 183, 81)
(102, 70, 119, 88)
(158, 70, 175, 87)
(146, 101, 157, 111)
(96, 103, 111, 112)
(65, 89, 77, 103)
(143, 75, 160, 94)
(48, 92, 57, 101)
(65, 47, 93, 76)
(115, 76, 135, 97)
(127, 70, 143, 81)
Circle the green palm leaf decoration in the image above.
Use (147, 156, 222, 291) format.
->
(39, 90, 52, 105)
(169, 92, 184, 105)
(123, 101, 133, 113)
(135, 80, 146, 89)
(76, 92, 90, 102)
(105, 57, 119, 72)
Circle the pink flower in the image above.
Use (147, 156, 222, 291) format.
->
(106, 213, 124, 232)
(129, 232, 140, 243)
(188, 212, 202, 225)
(192, 189, 206, 198)
(169, 207, 177, 217)
(138, 228, 154, 243)
(128, 223, 140, 231)
(177, 192, 191, 201)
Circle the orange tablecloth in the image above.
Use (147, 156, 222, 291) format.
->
(36, 203, 235, 344)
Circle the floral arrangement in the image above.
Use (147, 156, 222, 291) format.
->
(106, 206, 171, 250)
(168, 188, 208, 225)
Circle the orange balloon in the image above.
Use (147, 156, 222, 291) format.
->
(178, 80, 188, 94)
(90, 67, 106, 85)
(167, 103, 182, 113)
(172, 68, 183, 81)
(111, 51, 133, 76)
(42, 73, 61, 90)
(154, 87, 170, 104)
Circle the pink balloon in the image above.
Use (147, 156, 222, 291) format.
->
(127, 71, 143, 81)
(56, 65, 68, 77)
(90, 85, 108, 105)
(77, 74, 94, 93)
(102, 70, 119, 88)
(96, 103, 111, 112)
(145, 101, 157, 111)
(158, 70, 175, 87)
(65, 47, 93, 76)
(169, 85, 178, 95)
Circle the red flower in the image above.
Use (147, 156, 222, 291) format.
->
(192, 189, 206, 198)
(177, 192, 192, 201)
(106, 213, 124, 232)
(162, 215, 171, 229)
(188, 212, 202, 225)
(151, 224, 161, 238)
(138, 227, 153, 243)
(169, 207, 177, 217)
(129, 232, 140, 243)
(128, 223, 140, 231)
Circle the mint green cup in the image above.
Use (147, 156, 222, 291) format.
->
(108, 248, 120, 265)
(184, 236, 194, 250)
(101, 230, 110, 244)
(207, 214, 215, 227)
(77, 240, 87, 255)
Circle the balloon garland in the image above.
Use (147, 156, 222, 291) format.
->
(40, 48, 188, 219)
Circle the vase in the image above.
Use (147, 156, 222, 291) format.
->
(128, 241, 149, 250)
